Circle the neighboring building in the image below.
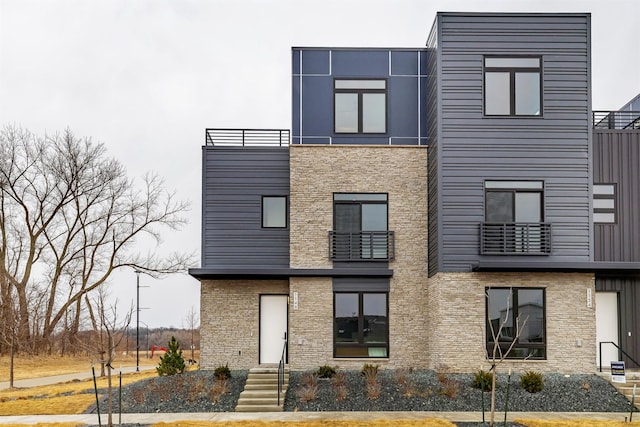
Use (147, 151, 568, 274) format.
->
(189, 12, 640, 373)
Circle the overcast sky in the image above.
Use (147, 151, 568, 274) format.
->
(1, 0, 639, 329)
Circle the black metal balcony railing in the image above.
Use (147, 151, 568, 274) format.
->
(593, 111, 640, 130)
(480, 223, 551, 255)
(329, 231, 395, 262)
(205, 129, 290, 146)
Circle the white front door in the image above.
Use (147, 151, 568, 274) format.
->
(259, 295, 288, 364)
(596, 292, 619, 368)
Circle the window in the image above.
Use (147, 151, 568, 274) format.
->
(334, 79, 386, 133)
(482, 181, 549, 254)
(331, 193, 391, 260)
(262, 196, 287, 228)
(484, 57, 542, 116)
(486, 287, 546, 359)
(593, 184, 616, 223)
(334, 292, 388, 358)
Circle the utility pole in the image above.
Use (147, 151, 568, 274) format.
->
(135, 270, 141, 372)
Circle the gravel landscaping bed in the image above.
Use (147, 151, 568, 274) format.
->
(85, 368, 636, 418)
(87, 370, 247, 414)
(284, 369, 635, 413)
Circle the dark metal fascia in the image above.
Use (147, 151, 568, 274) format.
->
(472, 261, 640, 274)
(188, 267, 393, 280)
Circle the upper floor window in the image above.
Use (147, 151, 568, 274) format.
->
(485, 181, 543, 224)
(262, 196, 287, 228)
(484, 57, 542, 116)
(334, 80, 387, 134)
(331, 193, 392, 261)
(593, 184, 617, 224)
(482, 181, 550, 254)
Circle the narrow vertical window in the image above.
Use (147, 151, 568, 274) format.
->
(593, 184, 616, 223)
(262, 196, 287, 228)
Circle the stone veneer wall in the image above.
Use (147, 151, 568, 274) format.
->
(427, 272, 596, 373)
(288, 145, 430, 369)
(200, 280, 289, 370)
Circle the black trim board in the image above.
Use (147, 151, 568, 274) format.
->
(473, 261, 640, 274)
(189, 267, 393, 280)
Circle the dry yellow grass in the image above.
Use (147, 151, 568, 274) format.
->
(0, 353, 159, 382)
(0, 394, 97, 415)
(516, 420, 640, 426)
(0, 424, 83, 427)
(0, 370, 157, 415)
(151, 421, 457, 427)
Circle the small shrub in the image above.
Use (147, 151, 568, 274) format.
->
(214, 363, 231, 380)
(297, 384, 318, 402)
(394, 367, 410, 386)
(520, 370, 544, 393)
(361, 363, 379, 383)
(400, 380, 417, 397)
(301, 371, 319, 387)
(131, 387, 145, 404)
(331, 370, 346, 387)
(361, 363, 379, 375)
(156, 336, 186, 376)
(366, 381, 382, 400)
(472, 369, 494, 391)
(317, 364, 337, 378)
(334, 384, 348, 401)
(210, 378, 229, 403)
(439, 378, 461, 398)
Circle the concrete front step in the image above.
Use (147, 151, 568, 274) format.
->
(246, 377, 289, 385)
(235, 367, 290, 412)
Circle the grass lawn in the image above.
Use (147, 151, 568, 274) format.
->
(0, 353, 161, 382)
(0, 370, 157, 415)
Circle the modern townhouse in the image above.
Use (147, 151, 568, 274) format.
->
(189, 12, 640, 374)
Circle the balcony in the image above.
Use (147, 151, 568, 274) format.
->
(480, 223, 551, 255)
(205, 128, 290, 146)
(329, 231, 395, 262)
(593, 111, 640, 130)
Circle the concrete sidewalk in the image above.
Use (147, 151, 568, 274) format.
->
(0, 365, 156, 390)
(0, 411, 635, 425)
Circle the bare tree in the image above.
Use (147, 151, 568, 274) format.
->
(84, 286, 132, 427)
(0, 125, 192, 352)
(485, 287, 528, 427)
(184, 305, 199, 363)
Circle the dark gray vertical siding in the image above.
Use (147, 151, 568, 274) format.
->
(593, 130, 640, 262)
(426, 23, 439, 277)
(201, 146, 290, 268)
(596, 276, 640, 367)
(435, 13, 591, 272)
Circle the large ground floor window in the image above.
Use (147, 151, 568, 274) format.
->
(334, 292, 388, 358)
(486, 287, 546, 359)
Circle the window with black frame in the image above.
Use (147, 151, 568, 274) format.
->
(486, 287, 546, 359)
(332, 193, 389, 261)
(334, 79, 387, 133)
(482, 181, 549, 254)
(334, 292, 388, 358)
(484, 56, 542, 116)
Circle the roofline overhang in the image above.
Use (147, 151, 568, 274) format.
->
(188, 267, 393, 280)
(472, 261, 640, 275)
